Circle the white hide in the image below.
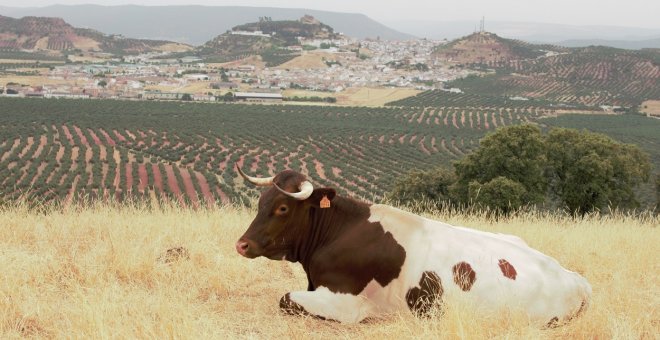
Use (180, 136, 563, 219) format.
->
(367, 204, 592, 324)
(289, 287, 374, 323)
(288, 204, 591, 324)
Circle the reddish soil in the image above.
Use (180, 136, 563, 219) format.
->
(313, 159, 327, 180)
(55, 144, 65, 163)
(483, 113, 490, 129)
(398, 135, 406, 144)
(72, 125, 89, 147)
(409, 135, 418, 145)
(236, 154, 245, 170)
(99, 145, 107, 162)
(308, 138, 322, 153)
(492, 112, 499, 128)
(215, 187, 229, 204)
(218, 155, 230, 172)
(124, 130, 136, 140)
(215, 138, 229, 153)
(125, 163, 133, 192)
(33, 135, 47, 159)
(87, 129, 102, 146)
(64, 176, 79, 208)
(332, 167, 342, 177)
(61, 126, 74, 145)
(179, 168, 200, 207)
(136, 130, 147, 138)
(113, 130, 127, 143)
(164, 164, 183, 203)
(461, 111, 466, 126)
(267, 154, 277, 176)
(194, 171, 215, 206)
(469, 111, 474, 128)
(299, 153, 310, 177)
(98, 129, 116, 146)
(18, 137, 34, 158)
(152, 164, 164, 192)
(85, 147, 92, 163)
(417, 112, 425, 124)
(250, 153, 261, 172)
(100, 163, 108, 190)
(476, 111, 482, 129)
(137, 163, 148, 192)
(443, 111, 449, 126)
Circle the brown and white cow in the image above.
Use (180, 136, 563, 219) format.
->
(235, 168, 592, 325)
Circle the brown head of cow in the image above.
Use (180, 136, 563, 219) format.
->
(235, 166, 336, 261)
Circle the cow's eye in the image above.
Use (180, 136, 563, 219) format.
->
(276, 205, 289, 215)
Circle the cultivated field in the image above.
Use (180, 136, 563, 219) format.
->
(0, 203, 657, 338)
(0, 98, 546, 205)
(2, 98, 659, 207)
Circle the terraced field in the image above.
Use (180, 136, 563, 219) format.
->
(0, 98, 546, 205)
(421, 46, 660, 108)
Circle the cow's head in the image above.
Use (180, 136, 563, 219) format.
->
(235, 167, 336, 260)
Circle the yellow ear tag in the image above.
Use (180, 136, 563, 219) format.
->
(320, 195, 331, 209)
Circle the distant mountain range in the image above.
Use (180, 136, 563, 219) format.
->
(0, 5, 413, 45)
(386, 20, 660, 49)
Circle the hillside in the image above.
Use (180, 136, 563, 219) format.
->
(418, 34, 660, 108)
(0, 204, 657, 338)
(196, 16, 339, 64)
(447, 47, 660, 107)
(0, 15, 191, 57)
(0, 5, 413, 44)
(433, 32, 565, 64)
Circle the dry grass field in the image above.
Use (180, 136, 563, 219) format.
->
(0, 202, 657, 339)
(641, 100, 660, 116)
(337, 87, 422, 106)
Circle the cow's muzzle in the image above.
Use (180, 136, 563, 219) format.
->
(235, 238, 259, 258)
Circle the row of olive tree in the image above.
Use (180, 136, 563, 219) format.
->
(387, 125, 653, 215)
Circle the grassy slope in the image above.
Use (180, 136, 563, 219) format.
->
(1, 203, 657, 338)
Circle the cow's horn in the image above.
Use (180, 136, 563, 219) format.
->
(236, 165, 274, 187)
(275, 181, 314, 200)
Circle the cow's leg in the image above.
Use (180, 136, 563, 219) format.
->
(279, 287, 373, 323)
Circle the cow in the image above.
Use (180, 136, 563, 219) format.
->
(235, 167, 592, 325)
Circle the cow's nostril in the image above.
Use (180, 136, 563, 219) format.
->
(236, 240, 249, 256)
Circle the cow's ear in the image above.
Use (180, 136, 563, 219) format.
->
(306, 188, 336, 208)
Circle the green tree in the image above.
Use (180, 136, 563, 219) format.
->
(452, 125, 547, 206)
(181, 93, 192, 101)
(386, 167, 456, 208)
(98, 80, 107, 88)
(223, 92, 235, 102)
(468, 177, 527, 215)
(545, 128, 651, 215)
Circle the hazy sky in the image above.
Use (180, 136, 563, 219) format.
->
(3, 0, 660, 29)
